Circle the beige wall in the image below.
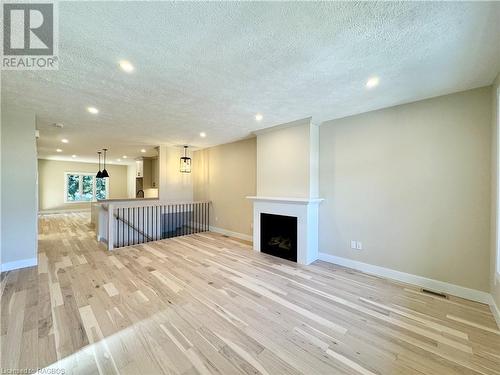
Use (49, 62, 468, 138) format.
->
(158, 145, 193, 202)
(1, 104, 38, 269)
(491, 74, 500, 311)
(257, 118, 317, 198)
(319, 87, 492, 292)
(38, 159, 128, 211)
(193, 138, 256, 236)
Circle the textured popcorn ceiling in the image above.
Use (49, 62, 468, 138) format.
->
(2, 1, 500, 163)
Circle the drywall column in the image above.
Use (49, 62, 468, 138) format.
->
(1, 104, 38, 271)
(256, 117, 320, 199)
(158, 145, 194, 201)
(127, 163, 137, 198)
(491, 73, 500, 320)
(309, 121, 320, 198)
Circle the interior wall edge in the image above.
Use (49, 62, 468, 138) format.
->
(490, 295, 500, 329)
(0, 257, 38, 273)
(490, 73, 500, 319)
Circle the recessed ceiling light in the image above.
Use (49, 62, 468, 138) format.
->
(255, 113, 263, 122)
(199, 132, 206, 138)
(72, 154, 77, 158)
(117, 158, 122, 162)
(56, 149, 62, 153)
(119, 60, 134, 73)
(141, 149, 146, 153)
(366, 76, 380, 89)
(122, 155, 127, 159)
(87, 106, 99, 114)
(61, 138, 68, 143)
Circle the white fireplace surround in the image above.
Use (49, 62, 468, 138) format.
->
(246, 196, 323, 265)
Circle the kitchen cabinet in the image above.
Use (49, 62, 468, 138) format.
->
(135, 155, 158, 191)
(136, 160, 143, 177)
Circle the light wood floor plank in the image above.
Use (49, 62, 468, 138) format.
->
(1, 212, 499, 374)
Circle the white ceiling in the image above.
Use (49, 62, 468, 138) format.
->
(2, 1, 500, 164)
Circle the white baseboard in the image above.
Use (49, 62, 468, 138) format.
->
(209, 226, 253, 242)
(1, 257, 38, 272)
(318, 252, 493, 306)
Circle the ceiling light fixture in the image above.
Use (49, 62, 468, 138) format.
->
(61, 138, 69, 143)
(180, 146, 192, 173)
(87, 106, 99, 114)
(119, 60, 134, 73)
(56, 148, 62, 153)
(96, 151, 103, 178)
(101, 148, 110, 178)
(72, 155, 77, 158)
(141, 149, 146, 153)
(366, 76, 380, 89)
(255, 113, 263, 122)
(122, 155, 127, 159)
(117, 158, 121, 162)
(199, 132, 206, 138)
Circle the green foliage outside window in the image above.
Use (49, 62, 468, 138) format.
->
(66, 173, 107, 202)
(67, 175, 80, 201)
(82, 175, 93, 201)
(96, 178, 107, 200)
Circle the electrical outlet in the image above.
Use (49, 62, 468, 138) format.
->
(356, 241, 363, 250)
(350, 240, 357, 249)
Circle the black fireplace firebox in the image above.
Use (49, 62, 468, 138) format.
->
(260, 213, 297, 262)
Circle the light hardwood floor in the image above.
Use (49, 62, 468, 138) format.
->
(1, 212, 500, 374)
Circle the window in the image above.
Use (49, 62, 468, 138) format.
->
(64, 173, 108, 202)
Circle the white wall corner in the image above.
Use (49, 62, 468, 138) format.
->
(127, 163, 137, 198)
(1, 257, 38, 272)
(318, 252, 494, 306)
(309, 122, 320, 198)
(488, 295, 500, 329)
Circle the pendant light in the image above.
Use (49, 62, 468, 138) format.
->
(180, 145, 191, 173)
(101, 148, 110, 178)
(96, 151, 103, 178)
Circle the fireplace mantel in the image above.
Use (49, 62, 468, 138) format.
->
(246, 196, 324, 204)
(249, 118, 322, 265)
(246, 196, 323, 265)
